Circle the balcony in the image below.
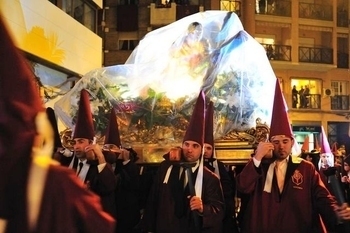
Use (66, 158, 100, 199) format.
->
(337, 9, 349, 27)
(262, 43, 291, 61)
(256, 0, 291, 17)
(149, 3, 203, 26)
(299, 2, 332, 21)
(331, 95, 349, 110)
(150, 3, 177, 26)
(291, 94, 321, 110)
(220, 1, 241, 17)
(299, 46, 333, 64)
(337, 52, 349, 69)
(176, 5, 201, 20)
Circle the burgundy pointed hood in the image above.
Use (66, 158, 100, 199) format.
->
(73, 89, 95, 140)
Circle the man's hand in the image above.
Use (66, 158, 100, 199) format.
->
(335, 203, 350, 220)
(254, 141, 274, 161)
(118, 149, 130, 161)
(85, 144, 106, 164)
(188, 196, 203, 214)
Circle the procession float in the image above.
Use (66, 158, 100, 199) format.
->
(55, 11, 277, 165)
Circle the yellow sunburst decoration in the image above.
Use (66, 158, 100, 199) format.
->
(23, 26, 65, 65)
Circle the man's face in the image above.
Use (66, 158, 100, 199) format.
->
(271, 136, 294, 161)
(320, 153, 333, 168)
(182, 140, 202, 162)
(73, 138, 91, 159)
(203, 143, 213, 159)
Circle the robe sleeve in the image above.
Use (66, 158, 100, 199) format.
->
(236, 159, 263, 194)
(91, 163, 117, 195)
(310, 166, 339, 231)
(202, 170, 225, 229)
(142, 162, 167, 232)
(37, 165, 116, 233)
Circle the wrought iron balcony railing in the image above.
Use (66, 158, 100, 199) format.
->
(176, 5, 201, 20)
(256, 0, 291, 17)
(299, 46, 333, 64)
(262, 43, 291, 61)
(220, 1, 241, 16)
(299, 2, 333, 21)
(337, 52, 349, 69)
(291, 94, 321, 109)
(331, 95, 349, 110)
(337, 9, 349, 27)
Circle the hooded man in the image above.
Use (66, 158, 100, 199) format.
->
(203, 101, 239, 233)
(236, 79, 350, 233)
(142, 91, 225, 233)
(0, 15, 115, 233)
(57, 89, 117, 218)
(103, 108, 141, 233)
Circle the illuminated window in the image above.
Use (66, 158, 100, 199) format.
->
(291, 78, 322, 109)
(220, 0, 241, 16)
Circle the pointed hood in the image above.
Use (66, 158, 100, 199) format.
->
(204, 101, 220, 177)
(0, 17, 43, 160)
(314, 136, 320, 151)
(183, 91, 206, 147)
(318, 126, 334, 169)
(0, 15, 44, 161)
(269, 79, 293, 140)
(105, 108, 121, 147)
(204, 101, 214, 148)
(301, 136, 310, 152)
(331, 142, 338, 154)
(0, 15, 50, 222)
(73, 89, 95, 140)
(320, 126, 332, 154)
(46, 107, 62, 151)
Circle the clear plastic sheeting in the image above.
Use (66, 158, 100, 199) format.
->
(54, 11, 276, 146)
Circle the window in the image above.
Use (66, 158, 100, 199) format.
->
(52, 0, 97, 33)
(255, 36, 275, 60)
(331, 81, 348, 95)
(220, 0, 241, 16)
(119, 40, 138, 50)
(291, 78, 322, 109)
(255, 36, 275, 45)
(330, 81, 349, 110)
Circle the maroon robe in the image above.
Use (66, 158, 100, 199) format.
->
(236, 157, 339, 233)
(58, 155, 117, 218)
(143, 160, 225, 233)
(3, 163, 115, 233)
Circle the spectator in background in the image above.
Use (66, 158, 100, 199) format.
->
(341, 156, 350, 205)
(266, 44, 274, 60)
(292, 85, 298, 108)
(304, 85, 310, 108)
(298, 85, 305, 108)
